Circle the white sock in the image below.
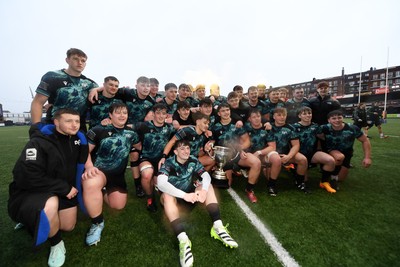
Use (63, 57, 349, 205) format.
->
(331, 175, 338, 181)
(213, 220, 223, 229)
(177, 232, 188, 242)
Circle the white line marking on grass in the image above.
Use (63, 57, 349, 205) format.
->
(227, 188, 300, 267)
(386, 135, 399, 138)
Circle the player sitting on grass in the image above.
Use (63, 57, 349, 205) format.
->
(157, 139, 238, 267)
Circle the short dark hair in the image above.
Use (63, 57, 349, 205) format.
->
(268, 87, 280, 95)
(199, 98, 213, 107)
(297, 106, 312, 116)
(248, 86, 258, 93)
(217, 103, 230, 112)
(317, 81, 329, 88)
(273, 107, 287, 115)
(227, 91, 238, 100)
(53, 108, 79, 120)
(66, 48, 87, 59)
(327, 109, 343, 119)
(174, 139, 191, 150)
(109, 102, 128, 114)
(248, 108, 261, 117)
(192, 112, 210, 122)
(165, 83, 177, 91)
(150, 78, 159, 85)
(152, 103, 168, 112)
(233, 85, 243, 92)
(177, 101, 191, 110)
(178, 83, 189, 91)
(104, 76, 119, 83)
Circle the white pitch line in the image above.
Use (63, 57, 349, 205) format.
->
(227, 188, 300, 267)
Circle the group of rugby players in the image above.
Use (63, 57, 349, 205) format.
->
(8, 48, 372, 267)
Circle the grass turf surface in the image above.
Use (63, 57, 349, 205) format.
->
(0, 119, 399, 266)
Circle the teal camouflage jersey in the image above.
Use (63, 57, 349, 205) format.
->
(158, 155, 206, 193)
(162, 97, 179, 116)
(184, 96, 199, 107)
(135, 121, 175, 161)
(174, 126, 208, 157)
(36, 69, 98, 118)
(292, 122, 319, 158)
(87, 125, 139, 174)
(248, 100, 269, 117)
(285, 98, 310, 124)
(211, 121, 246, 148)
(270, 123, 298, 154)
(115, 88, 154, 124)
(265, 99, 286, 122)
(244, 122, 275, 153)
(89, 94, 123, 129)
(319, 123, 363, 154)
(211, 95, 227, 108)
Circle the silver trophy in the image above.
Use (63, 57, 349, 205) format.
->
(211, 146, 232, 181)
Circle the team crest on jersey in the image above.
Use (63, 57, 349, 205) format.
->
(74, 140, 81, 145)
(187, 165, 194, 173)
(108, 132, 113, 136)
(63, 81, 68, 86)
(26, 148, 37, 160)
(126, 133, 132, 138)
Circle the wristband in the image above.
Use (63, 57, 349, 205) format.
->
(162, 153, 167, 158)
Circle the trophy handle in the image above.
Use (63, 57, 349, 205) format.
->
(207, 142, 215, 160)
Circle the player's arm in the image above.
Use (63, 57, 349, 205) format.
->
(158, 135, 178, 169)
(287, 139, 300, 159)
(157, 174, 187, 199)
(82, 143, 100, 180)
(256, 141, 276, 157)
(281, 139, 299, 164)
(88, 86, 104, 103)
(31, 94, 48, 124)
(358, 135, 372, 168)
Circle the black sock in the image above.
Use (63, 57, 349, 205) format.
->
(171, 218, 185, 236)
(321, 170, 331, 182)
(134, 178, 141, 187)
(296, 174, 305, 184)
(206, 203, 221, 222)
(91, 214, 104, 225)
(246, 182, 254, 192)
(332, 165, 341, 176)
(48, 231, 62, 246)
(267, 179, 276, 188)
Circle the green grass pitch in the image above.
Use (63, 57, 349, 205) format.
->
(1, 119, 399, 266)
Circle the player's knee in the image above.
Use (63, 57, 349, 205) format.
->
(61, 222, 76, 232)
(44, 196, 59, 214)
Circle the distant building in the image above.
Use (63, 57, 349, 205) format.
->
(272, 65, 400, 115)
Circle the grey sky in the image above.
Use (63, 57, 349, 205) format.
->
(1, 0, 399, 113)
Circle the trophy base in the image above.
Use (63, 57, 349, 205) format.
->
(212, 178, 230, 189)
